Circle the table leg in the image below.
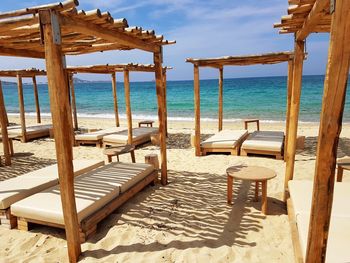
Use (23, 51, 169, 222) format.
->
(131, 150, 136, 163)
(257, 121, 260, 131)
(9, 139, 14, 156)
(254, 181, 259, 202)
(337, 166, 344, 182)
(227, 175, 233, 204)
(107, 155, 112, 163)
(117, 155, 120, 162)
(261, 180, 267, 214)
(244, 122, 248, 130)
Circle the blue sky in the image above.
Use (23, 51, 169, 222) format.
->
(0, 0, 330, 82)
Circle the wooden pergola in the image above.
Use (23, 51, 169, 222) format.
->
(0, 1, 174, 262)
(275, 0, 350, 262)
(66, 63, 171, 140)
(186, 52, 295, 157)
(0, 68, 47, 142)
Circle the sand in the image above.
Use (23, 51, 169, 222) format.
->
(1, 116, 350, 262)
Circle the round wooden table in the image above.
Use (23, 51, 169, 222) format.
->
(336, 158, 350, 182)
(226, 165, 276, 214)
(103, 144, 136, 163)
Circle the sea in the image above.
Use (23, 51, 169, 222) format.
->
(2, 75, 350, 123)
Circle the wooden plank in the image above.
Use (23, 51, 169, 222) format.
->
(16, 75, 27, 143)
(0, 82, 11, 166)
(32, 76, 41, 123)
(296, 0, 329, 41)
(218, 67, 223, 131)
(287, 199, 304, 263)
(284, 40, 305, 202)
(193, 65, 201, 156)
(123, 70, 133, 145)
(162, 68, 168, 136)
(111, 72, 120, 127)
(39, 9, 81, 263)
(68, 73, 78, 130)
(0, 47, 45, 59)
(284, 60, 294, 161)
(154, 50, 167, 185)
(306, 1, 350, 262)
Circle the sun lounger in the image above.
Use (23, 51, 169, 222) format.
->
(0, 159, 104, 229)
(103, 127, 158, 147)
(287, 180, 350, 262)
(11, 162, 158, 242)
(75, 127, 126, 147)
(7, 124, 52, 142)
(200, 129, 248, 155)
(241, 131, 284, 159)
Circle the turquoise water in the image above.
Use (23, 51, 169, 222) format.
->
(2, 75, 350, 122)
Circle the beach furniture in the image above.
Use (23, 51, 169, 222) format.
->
(287, 180, 350, 262)
(11, 162, 158, 242)
(241, 131, 284, 159)
(243, 119, 260, 131)
(226, 165, 276, 214)
(138, 120, 154, 127)
(336, 157, 350, 182)
(7, 124, 52, 142)
(0, 159, 104, 229)
(103, 127, 159, 147)
(75, 127, 126, 147)
(103, 144, 136, 163)
(200, 130, 248, 156)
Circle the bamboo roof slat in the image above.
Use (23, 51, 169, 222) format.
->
(0, 68, 46, 77)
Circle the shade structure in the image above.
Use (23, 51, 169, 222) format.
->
(0, 1, 174, 262)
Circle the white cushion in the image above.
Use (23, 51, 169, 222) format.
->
(11, 162, 154, 225)
(201, 130, 248, 149)
(103, 127, 158, 144)
(241, 131, 284, 152)
(0, 159, 104, 209)
(75, 127, 126, 141)
(7, 124, 52, 136)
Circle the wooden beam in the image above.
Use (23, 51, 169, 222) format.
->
(0, 47, 45, 59)
(296, 0, 329, 41)
(306, 1, 350, 262)
(0, 82, 11, 166)
(17, 75, 26, 143)
(39, 9, 81, 263)
(284, 40, 305, 201)
(32, 76, 41, 123)
(111, 72, 120, 127)
(218, 67, 223, 131)
(59, 14, 158, 53)
(284, 60, 294, 161)
(68, 74, 78, 130)
(162, 68, 168, 136)
(154, 50, 167, 185)
(194, 64, 201, 156)
(124, 70, 132, 145)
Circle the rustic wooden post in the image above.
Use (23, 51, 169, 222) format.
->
(154, 49, 167, 185)
(218, 67, 223, 131)
(194, 64, 201, 156)
(68, 73, 78, 131)
(39, 9, 81, 263)
(306, 1, 350, 262)
(283, 40, 305, 201)
(284, 60, 294, 160)
(0, 82, 11, 166)
(124, 70, 132, 144)
(32, 76, 41, 124)
(17, 74, 26, 142)
(111, 72, 120, 127)
(162, 68, 168, 136)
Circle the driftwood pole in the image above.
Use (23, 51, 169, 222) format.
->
(154, 49, 167, 185)
(0, 82, 11, 166)
(111, 72, 120, 127)
(218, 67, 223, 131)
(162, 68, 168, 136)
(283, 40, 304, 201)
(124, 70, 133, 144)
(306, 1, 350, 262)
(68, 73, 78, 131)
(39, 9, 81, 263)
(17, 74, 26, 142)
(32, 76, 41, 124)
(194, 64, 201, 156)
(284, 59, 294, 160)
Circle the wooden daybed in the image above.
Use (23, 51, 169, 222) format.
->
(75, 127, 126, 147)
(0, 159, 104, 229)
(7, 124, 52, 142)
(11, 162, 158, 242)
(240, 131, 284, 159)
(200, 129, 248, 155)
(287, 180, 350, 262)
(103, 127, 158, 147)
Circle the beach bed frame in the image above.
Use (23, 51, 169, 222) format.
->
(186, 52, 295, 157)
(0, 83, 11, 166)
(75, 127, 126, 147)
(275, 0, 350, 261)
(0, 1, 174, 261)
